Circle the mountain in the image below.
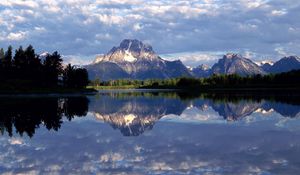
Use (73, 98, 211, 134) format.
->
(210, 53, 266, 76)
(268, 56, 300, 73)
(86, 39, 191, 80)
(190, 64, 211, 78)
(261, 63, 273, 72)
(86, 40, 300, 80)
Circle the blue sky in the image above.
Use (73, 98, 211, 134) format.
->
(0, 0, 300, 66)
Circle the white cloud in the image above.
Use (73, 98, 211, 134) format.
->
(0, 0, 300, 65)
(34, 26, 46, 32)
(274, 47, 287, 56)
(0, 0, 39, 8)
(133, 23, 143, 31)
(95, 33, 112, 40)
(240, 0, 269, 9)
(7, 31, 28, 41)
(271, 9, 287, 16)
(96, 14, 124, 25)
(161, 51, 226, 67)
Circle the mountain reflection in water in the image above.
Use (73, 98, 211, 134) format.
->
(1, 91, 299, 137)
(1, 91, 300, 174)
(90, 91, 300, 136)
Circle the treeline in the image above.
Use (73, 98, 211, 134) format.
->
(89, 78, 177, 87)
(147, 70, 300, 89)
(175, 70, 300, 89)
(90, 70, 300, 90)
(0, 45, 89, 91)
(0, 97, 89, 137)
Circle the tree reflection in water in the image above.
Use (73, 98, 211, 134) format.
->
(0, 97, 89, 137)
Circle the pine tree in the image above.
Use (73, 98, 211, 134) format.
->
(14, 46, 25, 68)
(3, 46, 12, 68)
(44, 51, 63, 86)
(0, 48, 4, 60)
(0, 48, 4, 66)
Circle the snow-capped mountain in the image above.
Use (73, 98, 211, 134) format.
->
(85, 39, 300, 80)
(267, 56, 300, 73)
(190, 64, 211, 78)
(256, 60, 274, 66)
(210, 53, 266, 76)
(38, 52, 49, 62)
(93, 39, 158, 64)
(86, 39, 191, 80)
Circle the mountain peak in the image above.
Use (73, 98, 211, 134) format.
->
(282, 56, 300, 62)
(268, 55, 300, 73)
(211, 53, 265, 76)
(196, 64, 210, 71)
(88, 39, 191, 80)
(223, 53, 242, 59)
(119, 39, 152, 51)
(94, 39, 159, 64)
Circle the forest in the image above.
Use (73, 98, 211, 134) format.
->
(0, 45, 89, 92)
(90, 69, 300, 90)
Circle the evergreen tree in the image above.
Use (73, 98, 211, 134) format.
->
(44, 51, 63, 86)
(24, 45, 40, 67)
(3, 46, 12, 68)
(44, 51, 63, 74)
(74, 68, 89, 88)
(0, 48, 4, 67)
(0, 48, 4, 60)
(63, 64, 89, 88)
(14, 46, 25, 68)
(63, 64, 75, 88)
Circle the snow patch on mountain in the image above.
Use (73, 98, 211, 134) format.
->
(124, 50, 137, 62)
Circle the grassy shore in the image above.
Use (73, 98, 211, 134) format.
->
(87, 85, 138, 90)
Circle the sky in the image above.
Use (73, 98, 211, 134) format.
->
(0, 0, 300, 66)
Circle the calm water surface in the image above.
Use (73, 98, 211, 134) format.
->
(0, 90, 300, 174)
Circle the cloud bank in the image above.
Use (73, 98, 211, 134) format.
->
(0, 0, 299, 66)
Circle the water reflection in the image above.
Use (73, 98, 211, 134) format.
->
(0, 92, 300, 137)
(0, 91, 300, 174)
(0, 97, 89, 137)
(90, 91, 300, 136)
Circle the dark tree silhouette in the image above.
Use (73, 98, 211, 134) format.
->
(0, 45, 90, 91)
(0, 48, 4, 60)
(14, 46, 25, 68)
(63, 64, 89, 88)
(0, 97, 89, 137)
(43, 51, 63, 86)
(2, 45, 12, 68)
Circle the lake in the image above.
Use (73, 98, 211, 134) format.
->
(0, 90, 300, 174)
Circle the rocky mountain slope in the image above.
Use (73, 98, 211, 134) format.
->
(267, 56, 300, 73)
(210, 53, 266, 76)
(190, 64, 211, 78)
(86, 39, 191, 80)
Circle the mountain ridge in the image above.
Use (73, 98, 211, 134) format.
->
(86, 39, 300, 80)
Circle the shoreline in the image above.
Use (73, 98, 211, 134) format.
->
(0, 88, 98, 96)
